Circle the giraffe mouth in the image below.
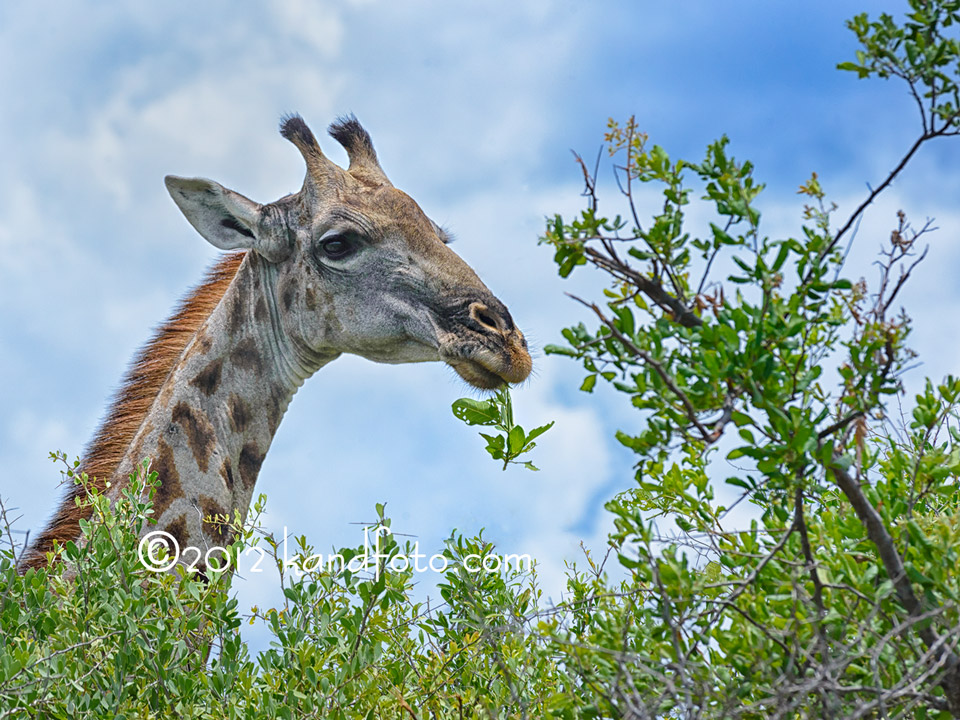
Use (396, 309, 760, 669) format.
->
(447, 358, 508, 390)
(443, 344, 531, 390)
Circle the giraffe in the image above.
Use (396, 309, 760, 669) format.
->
(21, 114, 532, 571)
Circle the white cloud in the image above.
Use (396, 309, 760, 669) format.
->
(271, 0, 344, 58)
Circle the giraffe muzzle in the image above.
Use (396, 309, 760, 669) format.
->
(443, 302, 532, 389)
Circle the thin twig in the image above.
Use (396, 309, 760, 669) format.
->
(573, 295, 712, 441)
(810, 133, 929, 280)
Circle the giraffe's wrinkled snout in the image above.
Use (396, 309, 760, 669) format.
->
(468, 301, 531, 382)
(443, 298, 532, 389)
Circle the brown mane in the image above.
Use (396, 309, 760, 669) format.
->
(21, 252, 246, 569)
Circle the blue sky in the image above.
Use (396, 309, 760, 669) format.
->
(2, 1, 958, 648)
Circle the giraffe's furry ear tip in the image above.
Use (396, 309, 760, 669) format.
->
(280, 113, 318, 149)
(165, 175, 214, 195)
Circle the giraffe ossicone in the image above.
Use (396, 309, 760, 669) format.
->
(23, 114, 532, 571)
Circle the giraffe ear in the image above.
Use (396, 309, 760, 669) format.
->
(164, 176, 292, 262)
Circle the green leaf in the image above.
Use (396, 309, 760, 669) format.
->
(731, 411, 752, 428)
(771, 242, 791, 271)
(526, 421, 555, 444)
(480, 433, 505, 460)
(451, 398, 500, 426)
(544, 344, 578, 357)
(507, 425, 526, 456)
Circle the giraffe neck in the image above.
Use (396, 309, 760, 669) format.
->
(111, 253, 337, 557)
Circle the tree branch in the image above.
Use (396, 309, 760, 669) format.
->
(818, 411, 865, 441)
(827, 457, 960, 712)
(574, 297, 713, 442)
(584, 247, 703, 328)
(810, 133, 929, 281)
(795, 486, 838, 719)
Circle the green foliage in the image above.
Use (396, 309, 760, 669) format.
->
(0, 457, 245, 719)
(453, 388, 554, 471)
(840, 0, 960, 133)
(0, 458, 568, 719)
(528, 0, 960, 715)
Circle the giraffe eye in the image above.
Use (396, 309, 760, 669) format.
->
(319, 233, 355, 260)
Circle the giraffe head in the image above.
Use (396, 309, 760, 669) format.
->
(164, 114, 531, 389)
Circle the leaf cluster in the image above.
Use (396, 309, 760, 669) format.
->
(452, 389, 554, 471)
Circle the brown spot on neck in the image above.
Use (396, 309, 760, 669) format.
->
(267, 384, 287, 433)
(190, 358, 223, 396)
(166, 514, 189, 555)
(230, 337, 264, 374)
(228, 394, 251, 433)
(151, 438, 184, 518)
(238, 443, 265, 491)
(228, 294, 244, 337)
(281, 278, 298, 311)
(172, 402, 216, 474)
(220, 458, 235, 491)
(182, 330, 214, 364)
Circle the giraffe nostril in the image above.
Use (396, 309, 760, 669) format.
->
(469, 302, 501, 332)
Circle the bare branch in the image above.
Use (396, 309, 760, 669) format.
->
(818, 411, 865, 441)
(812, 133, 929, 279)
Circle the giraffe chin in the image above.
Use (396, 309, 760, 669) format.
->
(447, 359, 508, 390)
